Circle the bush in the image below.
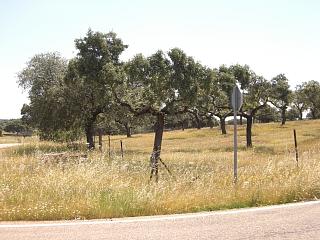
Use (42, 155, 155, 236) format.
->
(39, 129, 83, 142)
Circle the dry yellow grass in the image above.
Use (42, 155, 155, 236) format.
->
(0, 135, 36, 144)
(0, 120, 320, 221)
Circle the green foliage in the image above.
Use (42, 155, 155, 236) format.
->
(292, 85, 307, 120)
(17, 52, 70, 139)
(287, 107, 300, 121)
(65, 29, 128, 148)
(230, 64, 251, 90)
(255, 105, 280, 123)
(270, 74, 291, 106)
(242, 73, 270, 112)
(16, 29, 320, 148)
(38, 129, 83, 142)
(194, 65, 234, 133)
(210, 66, 234, 113)
(299, 80, 320, 119)
(4, 120, 27, 133)
(0, 119, 31, 135)
(111, 48, 203, 115)
(229, 65, 271, 146)
(269, 74, 292, 124)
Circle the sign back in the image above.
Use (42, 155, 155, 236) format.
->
(231, 86, 243, 111)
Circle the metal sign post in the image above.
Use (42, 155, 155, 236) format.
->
(231, 86, 243, 183)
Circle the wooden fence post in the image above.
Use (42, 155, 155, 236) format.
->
(98, 129, 102, 152)
(120, 140, 124, 160)
(293, 129, 299, 165)
(108, 134, 111, 158)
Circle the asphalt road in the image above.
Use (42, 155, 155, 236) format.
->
(1, 201, 319, 240)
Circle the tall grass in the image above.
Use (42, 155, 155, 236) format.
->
(0, 120, 320, 220)
(0, 135, 36, 144)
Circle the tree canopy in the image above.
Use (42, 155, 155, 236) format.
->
(269, 74, 292, 125)
(17, 52, 70, 140)
(64, 30, 128, 148)
(17, 29, 320, 155)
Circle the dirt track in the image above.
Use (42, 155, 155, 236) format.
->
(0, 143, 21, 149)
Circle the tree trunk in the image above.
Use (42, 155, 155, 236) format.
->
(298, 109, 303, 120)
(207, 116, 214, 129)
(85, 123, 95, 149)
(181, 121, 184, 131)
(98, 129, 103, 151)
(281, 107, 286, 125)
(311, 109, 316, 119)
(194, 114, 201, 129)
(125, 123, 132, 137)
(150, 113, 165, 181)
(220, 117, 227, 135)
(246, 115, 253, 148)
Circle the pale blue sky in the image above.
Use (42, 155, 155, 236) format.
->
(1, 0, 319, 118)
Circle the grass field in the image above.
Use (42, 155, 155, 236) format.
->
(0, 120, 320, 221)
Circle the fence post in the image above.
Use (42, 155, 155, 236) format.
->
(108, 134, 111, 158)
(293, 129, 299, 165)
(120, 140, 124, 160)
(98, 129, 102, 152)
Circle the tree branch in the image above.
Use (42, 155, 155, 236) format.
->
(113, 89, 158, 116)
(252, 102, 267, 116)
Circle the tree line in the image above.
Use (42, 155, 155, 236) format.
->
(17, 30, 320, 156)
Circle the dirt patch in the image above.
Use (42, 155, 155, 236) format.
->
(0, 143, 21, 149)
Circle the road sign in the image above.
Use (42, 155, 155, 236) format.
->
(231, 86, 243, 111)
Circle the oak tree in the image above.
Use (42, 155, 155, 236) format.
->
(65, 29, 128, 148)
(269, 74, 292, 125)
(108, 49, 202, 180)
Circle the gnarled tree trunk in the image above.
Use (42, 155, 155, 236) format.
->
(311, 109, 316, 119)
(194, 113, 201, 129)
(150, 113, 165, 181)
(239, 107, 243, 125)
(281, 107, 286, 125)
(220, 116, 227, 135)
(124, 123, 132, 137)
(298, 109, 303, 120)
(85, 123, 95, 149)
(207, 115, 214, 129)
(85, 113, 100, 150)
(181, 121, 185, 131)
(246, 115, 253, 148)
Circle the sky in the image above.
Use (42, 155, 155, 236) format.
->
(0, 0, 319, 119)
